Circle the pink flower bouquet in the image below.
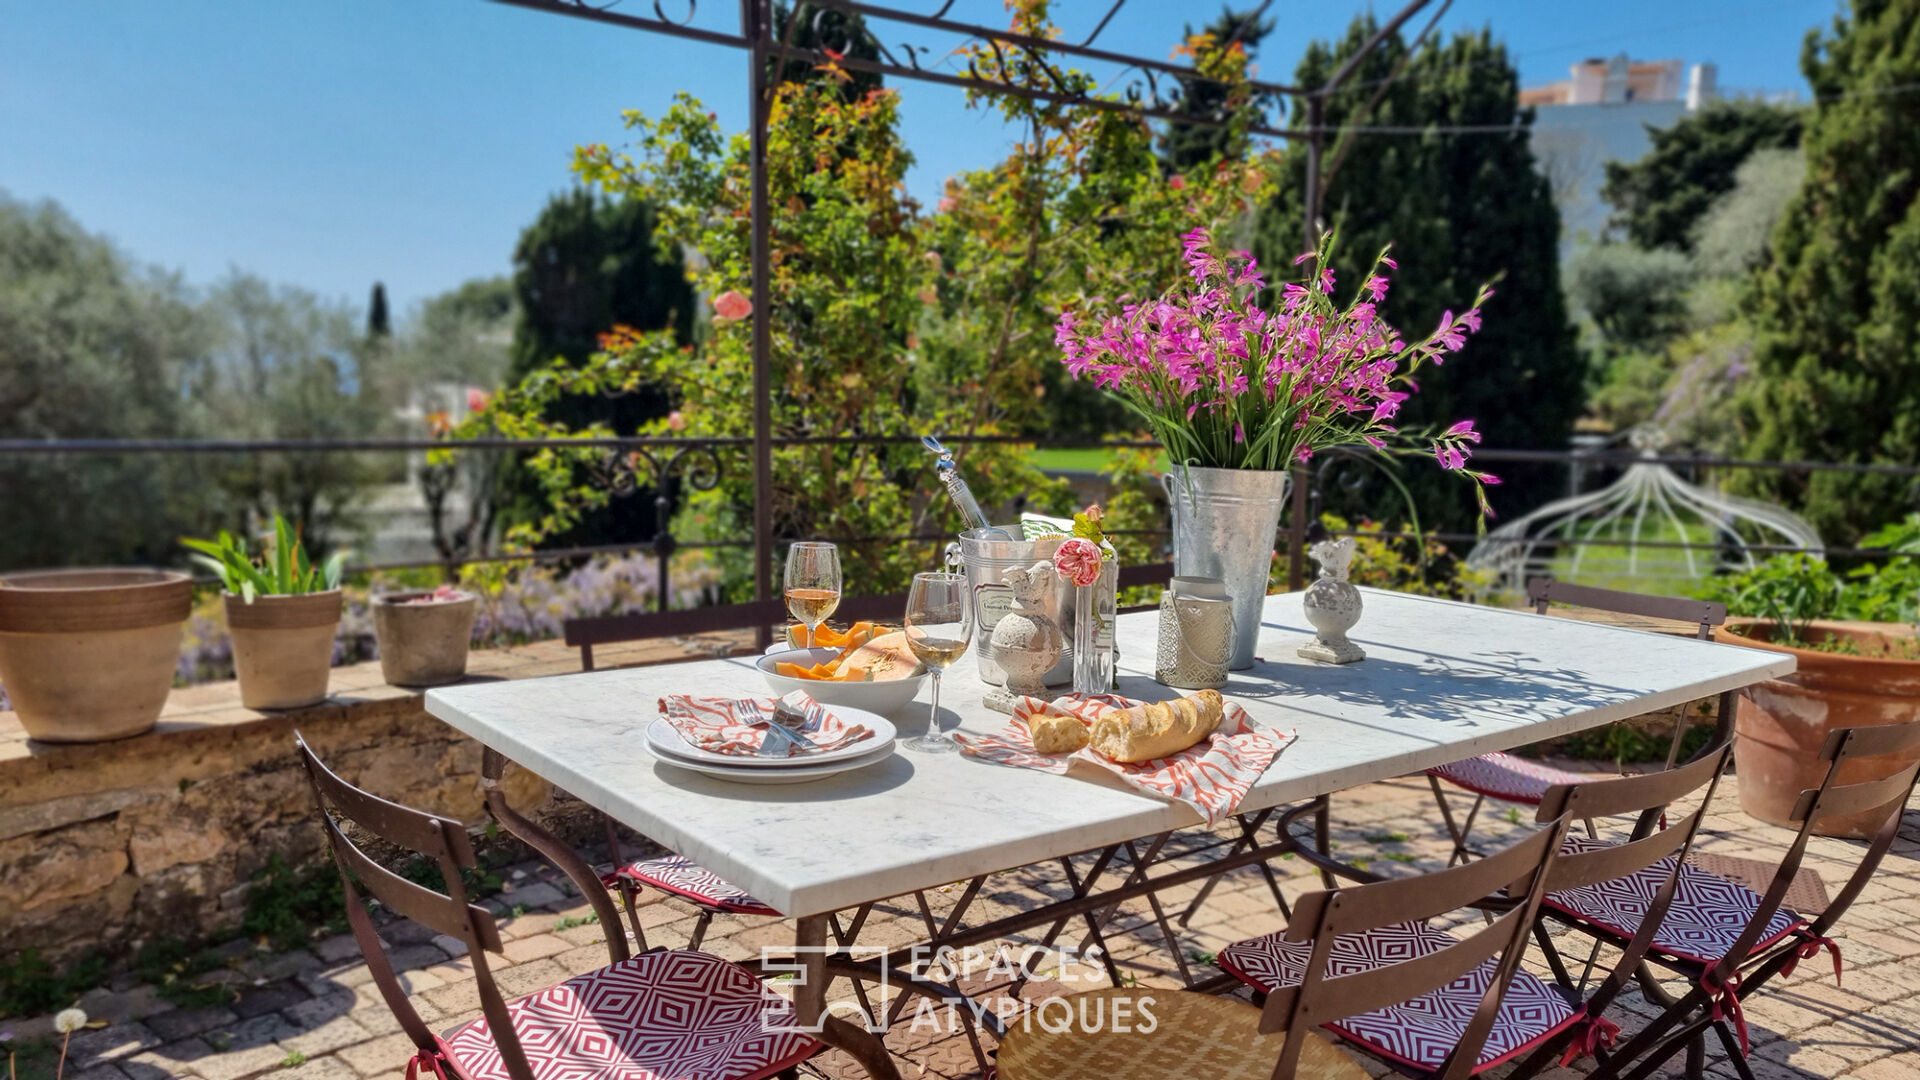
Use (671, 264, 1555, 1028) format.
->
(1054, 227, 1498, 515)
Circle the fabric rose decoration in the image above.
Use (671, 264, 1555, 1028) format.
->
(1053, 538, 1103, 587)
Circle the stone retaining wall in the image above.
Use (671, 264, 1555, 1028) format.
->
(0, 633, 741, 964)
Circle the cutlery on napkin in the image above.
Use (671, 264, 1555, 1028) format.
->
(658, 690, 873, 758)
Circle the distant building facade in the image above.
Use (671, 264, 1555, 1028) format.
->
(1524, 54, 1719, 247)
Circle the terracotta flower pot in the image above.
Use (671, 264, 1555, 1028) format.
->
(1714, 619, 1920, 838)
(225, 590, 343, 710)
(0, 568, 192, 742)
(371, 590, 476, 687)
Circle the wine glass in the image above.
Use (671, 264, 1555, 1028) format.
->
(783, 542, 842, 648)
(901, 571, 974, 755)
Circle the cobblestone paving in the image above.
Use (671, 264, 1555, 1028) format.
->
(19, 768, 1919, 1080)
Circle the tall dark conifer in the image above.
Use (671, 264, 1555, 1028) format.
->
(500, 189, 693, 547)
(1734, 0, 1920, 544)
(1260, 19, 1581, 531)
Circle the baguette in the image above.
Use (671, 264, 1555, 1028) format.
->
(1088, 690, 1225, 763)
(1029, 712, 1090, 754)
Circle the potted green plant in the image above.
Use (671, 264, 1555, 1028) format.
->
(183, 516, 345, 710)
(0, 568, 192, 741)
(1703, 534, 1920, 838)
(371, 583, 478, 687)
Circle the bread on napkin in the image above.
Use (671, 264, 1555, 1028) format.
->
(1029, 712, 1089, 754)
(1089, 690, 1224, 763)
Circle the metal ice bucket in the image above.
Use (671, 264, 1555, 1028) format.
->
(958, 526, 1074, 687)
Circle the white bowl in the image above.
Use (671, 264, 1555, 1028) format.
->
(756, 647, 928, 717)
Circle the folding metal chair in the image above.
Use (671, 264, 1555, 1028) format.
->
(995, 812, 1578, 1080)
(1545, 723, 1920, 1080)
(1425, 576, 1727, 864)
(296, 734, 898, 1080)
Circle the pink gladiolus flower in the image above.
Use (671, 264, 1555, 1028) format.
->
(1442, 419, 1481, 442)
(1431, 310, 1466, 352)
(713, 290, 752, 321)
(1364, 275, 1388, 302)
(1435, 445, 1468, 470)
(465, 388, 490, 413)
(1293, 251, 1316, 266)
(1053, 538, 1103, 587)
(1381, 255, 1398, 269)
(1480, 473, 1503, 485)
(1168, 174, 1187, 190)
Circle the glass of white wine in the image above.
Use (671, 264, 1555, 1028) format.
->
(783, 542, 842, 648)
(901, 571, 974, 755)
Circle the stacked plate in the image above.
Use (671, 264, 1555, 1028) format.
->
(645, 707, 897, 785)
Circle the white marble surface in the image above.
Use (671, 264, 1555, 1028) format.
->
(426, 588, 1793, 917)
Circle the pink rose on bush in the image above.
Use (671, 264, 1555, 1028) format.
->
(713, 290, 752, 321)
(1053, 538, 1103, 587)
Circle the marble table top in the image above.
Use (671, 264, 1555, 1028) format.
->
(426, 587, 1794, 917)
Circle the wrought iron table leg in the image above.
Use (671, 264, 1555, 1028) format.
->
(794, 914, 901, 1080)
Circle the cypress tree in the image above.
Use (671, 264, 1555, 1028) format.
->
(1262, 20, 1581, 531)
(500, 189, 693, 547)
(1735, 0, 1920, 544)
(367, 281, 391, 339)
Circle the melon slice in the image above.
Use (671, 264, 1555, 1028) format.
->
(834, 630, 924, 682)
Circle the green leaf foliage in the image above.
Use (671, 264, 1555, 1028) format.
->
(1734, 0, 1920, 545)
(181, 514, 344, 598)
(1600, 100, 1802, 254)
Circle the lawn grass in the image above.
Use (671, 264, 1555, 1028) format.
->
(1029, 448, 1169, 474)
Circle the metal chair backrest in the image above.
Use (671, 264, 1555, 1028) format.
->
(1527, 576, 1729, 768)
(1256, 814, 1574, 1080)
(1531, 738, 1736, 1024)
(1713, 723, 1920, 986)
(1526, 576, 1726, 641)
(296, 734, 629, 1080)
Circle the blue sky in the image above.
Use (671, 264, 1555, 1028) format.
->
(3, 0, 1840, 314)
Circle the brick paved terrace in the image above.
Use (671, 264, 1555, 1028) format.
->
(9, 766, 1916, 1080)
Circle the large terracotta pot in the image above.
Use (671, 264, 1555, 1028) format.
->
(0, 568, 192, 742)
(371, 590, 477, 687)
(225, 590, 343, 710)
(1714, 619, 1920, 838)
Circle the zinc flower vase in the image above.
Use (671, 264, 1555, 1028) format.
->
(1162, 467, 1291, 670)
(0, 568, 192, 742)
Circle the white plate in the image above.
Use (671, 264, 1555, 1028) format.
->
(647, 732, 897, 785)
(645, 709, 896, 769)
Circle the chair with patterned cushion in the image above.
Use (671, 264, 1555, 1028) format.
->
(295, 734, 896, 1080)
(1425, 577, 1727, 865)
(996, 812, 1578, 1080)
(1538, 723, 1920, 1080)
(590, 804, 783, 952)
(1261, 733, 1735, 1079)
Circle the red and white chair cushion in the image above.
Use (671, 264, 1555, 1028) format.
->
(1426, 752, 1593, 805)
(1218, 921, 1592, 1072)
(440, 949, 819, 1080)
(1543, 835, 1806, 966)
(618, 855, 783, 916)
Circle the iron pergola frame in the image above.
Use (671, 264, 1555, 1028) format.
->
(488, 0, 1439, 609)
